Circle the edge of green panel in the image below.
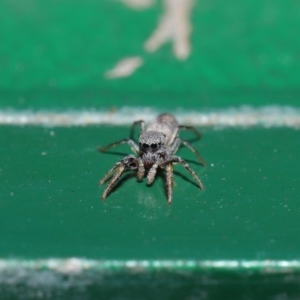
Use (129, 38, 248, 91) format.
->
(1, 258, 300, 299)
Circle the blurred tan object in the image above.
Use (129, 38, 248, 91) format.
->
(120, 0, 155, 10)
(145, 0, 194, 60)
(104, 0, 194, 79)
(104, 56, 144, 79)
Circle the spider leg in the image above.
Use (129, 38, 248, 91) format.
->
(147, 163, 159, 185)
(137, 157, 145, 181)
(102, 165, 126, 200)
(165, 163, 173, 205)
(100, 155, 138, 199)
(170, 155, 205, 190)
(179, 125, 202, 139)
(170, 138, 206, 166)
(98, 139, 139, 154)
(130, 120, 145, 140)
(169, 138, 181, 154)
(99, 161, 121, 186)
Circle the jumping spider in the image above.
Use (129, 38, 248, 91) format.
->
(99, 113, 206, 204)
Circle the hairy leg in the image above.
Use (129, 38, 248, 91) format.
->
(169, 138, 181, 154)
(170, 155, 204, 190)
(170, 138, 206, 166)
(100, 155, 138, 199)
(98, 138, 139, 154)
(130, 120, 145, 140)
(165, 163, 173, 205)
(102, 165, 126, 200)
(99, 161, 121, 186)
(179, 125, 202, 139)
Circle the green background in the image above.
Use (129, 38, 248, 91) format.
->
(1, 0, 300, 109)
(1, 0, 300, 299)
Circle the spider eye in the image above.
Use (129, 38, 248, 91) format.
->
(142, 143, 149, 149)
(151, 143, 158, 150)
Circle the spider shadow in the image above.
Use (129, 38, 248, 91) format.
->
(99, 151, 204, 167)
(183, 158, 204, 167)
(98, 150, 130, 157)
(173, 170, 200, 189)
(151, 169, 200, 204)
(183, 137, 200, 144)
(101, 166, 200, 200)
(150, 168, 200, 191)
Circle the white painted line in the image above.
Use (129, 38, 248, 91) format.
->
(1, 258, 300, 273)
(0, 106, 299, 128)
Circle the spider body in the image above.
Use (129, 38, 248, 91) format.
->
(99, 113, 206, 204)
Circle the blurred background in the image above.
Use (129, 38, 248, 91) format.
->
(1, 0, 300, 110)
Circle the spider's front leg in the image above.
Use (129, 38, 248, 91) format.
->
(100, 155, 138, 200)
(169, 155, 205, 190)
(101, 164, 125, 200)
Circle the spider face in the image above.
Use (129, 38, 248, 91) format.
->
(138, 131, 166, 153)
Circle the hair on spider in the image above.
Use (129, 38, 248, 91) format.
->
(98, 113, 206, 205)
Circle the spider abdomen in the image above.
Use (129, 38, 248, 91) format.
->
(146, 113, 179, 146)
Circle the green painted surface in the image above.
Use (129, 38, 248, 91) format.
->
(1, 0, 300, 297)
(1, 126, 299, 260)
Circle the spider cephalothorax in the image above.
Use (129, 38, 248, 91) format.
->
(138, 131, 168, 167)
(139, 131, 165, 150)
(99, 113, 206, 204)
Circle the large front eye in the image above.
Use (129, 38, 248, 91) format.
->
(142, 143, 149, 150)
(151, 143, 158, 150)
